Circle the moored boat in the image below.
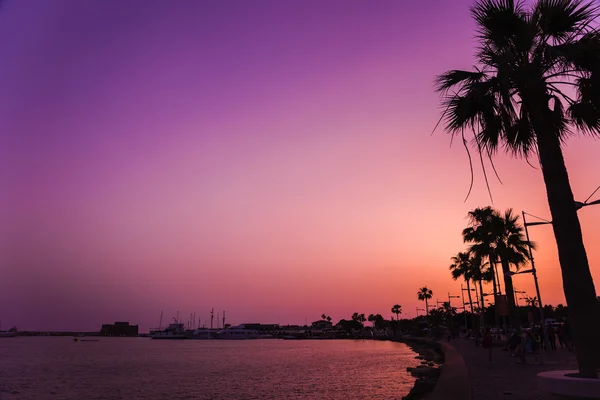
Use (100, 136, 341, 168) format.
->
(187, 328, 216, 340)
(0, 326, 17, 338)
(216, 324, 260, 340)
(150, 322, 187, 339)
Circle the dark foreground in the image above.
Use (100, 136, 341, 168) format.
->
(452, 337, 579, 400)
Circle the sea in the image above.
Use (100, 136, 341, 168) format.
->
(0, 337, 420, 400)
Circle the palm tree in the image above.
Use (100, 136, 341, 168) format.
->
(464, 207, 533, 328)
(494, 209, 534, 327)
(417, 287, 433, 315)
(326, 316, 332, 323)
(450, 252, 476, 315)
(435, 0, 600, 377)
(391, 304, 402, 321)
(468, 254, 490, 313)
(463, 207, 502, 327)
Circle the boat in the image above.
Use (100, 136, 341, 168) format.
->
(187, 328, 216, 340)
(216, 324, 260, 340)
(150, 322, 187, 340)
(0, 326, 17, 338)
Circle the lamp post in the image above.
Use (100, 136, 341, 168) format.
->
(521, 211, 552, 349)
(521, 195, 599, 340)
(513, 288, 527, 327)
(449, 292, 461, 328)
(462, 285, 477, 330)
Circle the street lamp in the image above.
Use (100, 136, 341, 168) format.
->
(448, 292, 461, 305)
(449, 292, 461, 327)
(521, 194, 599, 328)
(575, 198, 600, 210)
(521, 211, 552, 343)
(461, 286, 476, 313)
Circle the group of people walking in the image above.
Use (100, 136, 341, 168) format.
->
(501, 320, 573, 363)
(464, 319, 573, 363)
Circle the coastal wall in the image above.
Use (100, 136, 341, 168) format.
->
(379, 336, 471, 400)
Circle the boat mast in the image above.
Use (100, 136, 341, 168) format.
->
(159, 311, 163, 329)
(210, 308, 214, 330)
(217, 312, 220, 329)
(222, 310, 226, 329)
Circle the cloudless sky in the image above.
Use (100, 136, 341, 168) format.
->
(1, 0, 599, 332)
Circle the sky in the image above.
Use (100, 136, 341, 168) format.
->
(1, 0, 599, 332)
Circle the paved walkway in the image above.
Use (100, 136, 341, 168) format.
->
(451, 338, 578, 400)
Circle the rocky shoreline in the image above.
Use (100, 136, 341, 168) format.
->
(380, 336, 444, 400)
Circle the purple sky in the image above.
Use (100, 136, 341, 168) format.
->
(2, 0, 599, 332)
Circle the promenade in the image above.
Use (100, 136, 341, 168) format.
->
(451, 338, 579, 400)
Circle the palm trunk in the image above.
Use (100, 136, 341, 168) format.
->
(534, 111, 600, 378)
(478, 279, 485, 314)
(500, 257, 517, 328)
(489, 260, 500, 330)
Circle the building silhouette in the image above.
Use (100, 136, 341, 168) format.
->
(100, 321, 138, 337)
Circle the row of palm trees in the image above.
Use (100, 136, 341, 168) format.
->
(449, 206, 533, 329)
(434, 0, 600, 379)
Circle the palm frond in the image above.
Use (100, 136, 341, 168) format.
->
(503, 110, 537, 156)
(549, 31, 600, 72)
(535, 0, 600, 41)
(435, 70, 486, 95)
(471, 0, 529, 49)
(568, 101, 600, 135)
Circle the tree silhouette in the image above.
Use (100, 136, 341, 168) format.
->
(391, 304, 402, 321)
(417, 287, 433, 315)
(435, 0, 600, 377)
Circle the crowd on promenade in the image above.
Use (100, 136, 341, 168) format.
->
(451, 318, 574, 365)
(447, 322, 580, 400)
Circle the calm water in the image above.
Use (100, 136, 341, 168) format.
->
(0, 337, 420, 400)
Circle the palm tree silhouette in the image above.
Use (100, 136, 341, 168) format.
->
(391, 304, 402, 321)
(469, 254, 493, 315)
(417, 287, 433, 316)
(494, 209, 533, 327)
(435, 0, 600, 377)
(463, 207, 533, 328)
(450, 252, 476, 318)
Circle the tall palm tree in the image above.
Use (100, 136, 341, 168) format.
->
(463, 207, 502, 327)
(465, 207, 533, 328)
(436, 0, 600, 377)
(391, 304, 402, 321)
(450, 251, 476, 315)
(468, 254, 490, 313)
(417, 287, 433, 315)
(494, 209, 534, 327)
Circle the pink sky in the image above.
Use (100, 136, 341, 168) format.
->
(1, 0, 599, 332)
